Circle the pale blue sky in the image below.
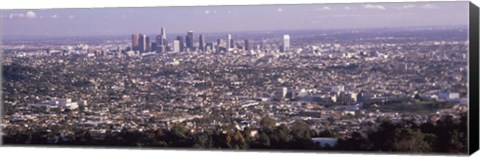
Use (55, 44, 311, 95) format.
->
(0, 1, 469, 37)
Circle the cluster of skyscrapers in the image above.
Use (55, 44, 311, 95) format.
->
(131, 28, 167, 53)
(131, 28, 291, 53)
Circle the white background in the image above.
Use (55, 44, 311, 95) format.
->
(0, 0, 479, 157)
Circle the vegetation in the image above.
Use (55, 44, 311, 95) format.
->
(335, 113, 467, 153)
(2, 114, 468, 154)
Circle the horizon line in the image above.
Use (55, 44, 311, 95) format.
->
(2, 24, 468, 41)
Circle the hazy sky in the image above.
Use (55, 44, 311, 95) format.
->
(0, 1, 469, 37)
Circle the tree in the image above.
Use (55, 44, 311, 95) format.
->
(193, 132, 212, 149)
(368, 121, 397, 151)
(166, 124, 191, 147)
(433, 114, 468, 153)
(270, 124, 292, 149)
(291, 121, 312, 140)
(392, 128, 432, 152)
(231, 130, 248, 149)
(258, 132, 271, 148)
(336, 132, 372, 151)
(290, 121, 313, 149)
(260, 117, 276, 129)
(319, 129, 336, 138)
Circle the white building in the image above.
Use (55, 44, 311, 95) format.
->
(227, 34, 232, 52)
(437, 92, 460, 100)
(282, 34, 290, 52)
(173, 40, 180, 53)
(28, 98, 79, 109)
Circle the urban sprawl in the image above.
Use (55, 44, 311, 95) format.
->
(1, 26, 469, 150)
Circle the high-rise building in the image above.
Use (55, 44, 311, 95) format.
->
(227, 34, 232, 51)
(138, 34, 147, 53)
(244, 39, 251, 51)
(155, 35, 164, 53)
(146, 36, 151, 52)
(206, 42, 214, 51)
(156, 27, 167, 53)
(217, 39, 226, 52)
(260, 40, 266, 51)
(151, 42, 157, 52)
(233, 43, 243, 50)
(132, 33, 139, 51)
(176, 36, 184, 52)
(199, 34, 205, 51)
(282, 34, 290, 52)
(186, 31, 194, 50)
(161, 27, 166, 42)
(173, 40, 180, 53)
(185, 35, 189, 50)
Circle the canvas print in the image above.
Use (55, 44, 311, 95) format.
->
(0, 1, 475, 154)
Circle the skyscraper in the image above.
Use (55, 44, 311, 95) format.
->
(227, 34, 232, 51)
(151, 42, 157, 52)
(156, 27, 167, 53)
(146, 36, 151, 52)
(244, 39, 251, 51)
(155, 35, 162, 52)
(161, 27, 166, 43)
(206, 42, 214, 52)
(260, 40, 266, 51)
(186, 31, 194, 50)
(176, 36, 184, 52)
(282, 34, 290, 52)
(199, 34, 205, 51)
(132, 33, 139, 51)
(173, 40, 180, 53)
(139, 34, 147, 53)
(216, 39, 226, 53)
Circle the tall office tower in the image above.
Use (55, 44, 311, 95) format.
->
(156, 27, 167, 53)
(151, 42, 157, 52)
(138, 34, 147, 53)
(185, 35, 189, 50)
(206, 42, 214, 51)
(216, 39, 227, 52)
(132, 33, 139, 51)
(146, 36, 151, 52)
(161, 27, 167, 43)
(173, 40, 180, 53)
(244, 39, 251, 51)
(199, 34, 205, 51)
(227, 34, 232, 51)
(260, 40, 266, 51)
(282, 34, 290, 52)
(176, 36, 184, 52)
(155, 35, 163, 53)
(186, 31, 194, 50)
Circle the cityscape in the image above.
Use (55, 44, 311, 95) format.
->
(1, 2, 470, 154)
